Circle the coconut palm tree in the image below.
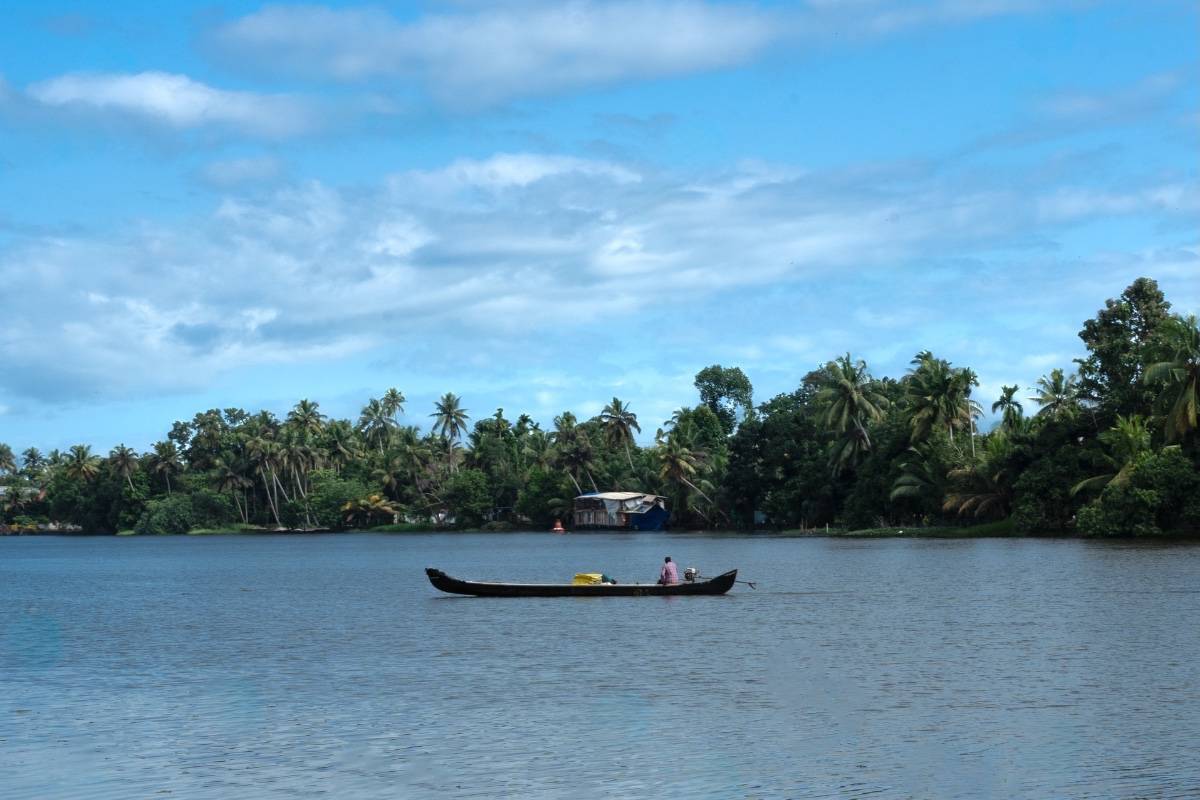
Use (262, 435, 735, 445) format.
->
(942, 434, 1015, 519)
(322, 419, 360, 473)
(286, 399, 325, 439)
(600, 397, 641, 472)
(246, 436, 285, 527)
(65, 445, 101, 483)
(1070, 414, 1154, 497)
(108, 444, 139, 493)
(213, 457, 252, 523)
(991, 385, 1024, 431)
(1144, 313, 1200, 442)
(147, 441, 182, 495)
(550, 412, 598, 494)
(358, 398, 396, 454)
(0, 443, 15, 475)
(820, 354, 888, 435)
(819, 354, 887, 474)
(20, 448, 46, 481)
(656, 436, 715, 521)
(342, 494, 401, 527)
(382, 388, 406, 421)
(431, 393, 469, 472)
(907, 352, 966, 443)
(1030, 368, 1080, 421)
(889, 444, 948, 507)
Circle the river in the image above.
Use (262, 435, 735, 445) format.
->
(2, 532, 1199, 799)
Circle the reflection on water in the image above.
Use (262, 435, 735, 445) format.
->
(2, 533, 1199, 799)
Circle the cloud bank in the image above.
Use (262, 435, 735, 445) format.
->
(2, 150, 1194, 406)
(210, 0, 1076, 108)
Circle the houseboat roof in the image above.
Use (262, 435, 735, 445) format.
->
(575, 491, 665, 501)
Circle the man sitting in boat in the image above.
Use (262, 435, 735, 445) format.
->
(658, 556, 679, 585)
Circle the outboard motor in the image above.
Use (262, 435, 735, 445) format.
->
(683, 567, 699, 583)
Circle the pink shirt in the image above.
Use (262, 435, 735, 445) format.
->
(659, 561, 679, 584)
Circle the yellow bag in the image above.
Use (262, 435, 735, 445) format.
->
(572, 573, 604, 585)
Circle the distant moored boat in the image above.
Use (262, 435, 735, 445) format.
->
(572, 491, 668, 531)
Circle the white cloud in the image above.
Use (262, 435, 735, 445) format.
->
(1036, 183, 1200, 222)
(26, 71, 317, 137)
(212, 1, 781, 106)
(0, 150, 1194, 403)
(211, 1, 1080, 107)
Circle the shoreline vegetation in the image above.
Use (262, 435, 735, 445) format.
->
(2, 278, 1198, 540)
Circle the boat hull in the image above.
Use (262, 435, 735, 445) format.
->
(425, 568, 737, 597)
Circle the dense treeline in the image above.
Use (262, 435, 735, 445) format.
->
(1, 278, 1197, 536)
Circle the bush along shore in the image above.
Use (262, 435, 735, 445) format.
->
(2, 278, 1197, 538)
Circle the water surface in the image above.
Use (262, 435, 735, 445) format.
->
(3, 533, 1199, 798)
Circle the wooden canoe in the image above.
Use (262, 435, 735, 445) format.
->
(425, 567, 737, 597)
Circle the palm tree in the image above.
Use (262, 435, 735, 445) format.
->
(65, 445, 101, 483)
(600, 397, 641, 472)
(108, 444, 139, 493)
(431, 393, 469, 472)
(907, 352, 974, 444)
(213, 457, 252, 523)
(550, 412, 598, 494)
(889, 444, 948, 507)
(1144, 314, 1200, 442)
(322, 419, 360, 473)
(20, 447, 46, 481)
(358, 398, 396, 454)
(342, 493, 401, 527)
(991, 385, 1024, 431)
(656, 436, 715, 521)
(382, 388, 406, 421)
(1030, 368, 1080, 421)
(942, 434, 1015, 519)
(0, 443, 15, 475)
(819, 354, 887, 473)
(820, 354, 888, 434)
(286, 399, 325, 439)
(246, 436, 285, 527)
(954, 367, 983, 457)
(147, 441, 182, 495)
(1070, 414, 1154, 497)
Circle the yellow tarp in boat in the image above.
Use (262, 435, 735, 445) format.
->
(572, 573, 604, 585)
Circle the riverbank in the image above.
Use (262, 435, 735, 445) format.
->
(23, 520, 1017, 537)
(806, 519, 1018, 538)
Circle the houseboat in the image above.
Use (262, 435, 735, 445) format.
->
(572, 492, 669, 531)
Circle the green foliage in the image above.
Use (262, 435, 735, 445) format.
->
(1076, 448, 1200, 536)
(307, 470, 370, 529)
(515, 467, 573, 528)
(1011, 446, 1091, 533)
(724, 391, 838, 528)
(1144, 313, 1200, 443)
(189, 487, 237, 529)
(1076, 277, 1171, 419)
(694, 364, 754, 434)
(444, 468, 492, 527)
(134, 495, 196, 535)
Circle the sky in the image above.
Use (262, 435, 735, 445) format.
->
(0, 0, 1197, 455)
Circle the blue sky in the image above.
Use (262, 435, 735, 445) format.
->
(1, 0, 1197, 454)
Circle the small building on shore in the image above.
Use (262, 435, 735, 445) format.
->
(573, 492, 668, 531)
